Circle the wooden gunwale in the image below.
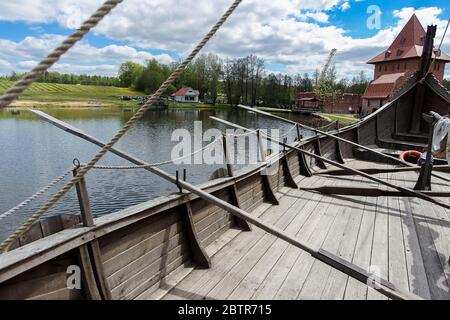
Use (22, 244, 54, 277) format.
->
(0, 142, 301, 284)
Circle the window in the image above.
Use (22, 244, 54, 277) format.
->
(396, 49, 402, 57)
(400, 37, 406, 45)
(378, 65, 382, 72)
(385, 65, 388, 71)
(437, 63, 440, 71)
(397, 64, 400, 70)
(404, 63, 407, 70)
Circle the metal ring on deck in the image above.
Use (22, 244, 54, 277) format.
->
(73, 158, 81, 169)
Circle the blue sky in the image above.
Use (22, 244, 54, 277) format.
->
(0, 0, 448, 79)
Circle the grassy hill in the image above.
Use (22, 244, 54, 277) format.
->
(0, 80, 144, 108)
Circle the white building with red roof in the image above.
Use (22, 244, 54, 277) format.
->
(171, 87, 200, 103)
(362, 14, 450, 113)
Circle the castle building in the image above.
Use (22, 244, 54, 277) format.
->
(362, 14, 450, 113)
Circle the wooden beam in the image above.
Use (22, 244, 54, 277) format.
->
(181, 203, 211, 268)
(334, 122, 345, 164)
(210, 116, 450, 211)
(302, 186, 450, 197)
(228, 185, 252, 231)
(73, 168, 111, 300)
(257, 130, 279, 205)
(314, 139, 327, 169)
(77, 245, 101, 300)
(281, 154, 298, 189)
(236, 105, 450, 183)
(318, 165, 450, 176)
(30, 109, 422, 300)
(222, 134, 252, 231)
(298, 146, 313, 177)
(73, 169, 94, 227)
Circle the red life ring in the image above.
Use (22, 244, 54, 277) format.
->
(399, 150, 422, 161)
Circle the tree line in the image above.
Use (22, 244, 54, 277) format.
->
(3, 55, 450, 107)
(118, 53, 371, 107)
(1, 71, 121, 87)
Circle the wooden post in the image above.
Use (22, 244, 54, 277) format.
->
(222, 135, 252, 231)
(414, 114, 436, 191)
(334, 122, 345, 164)
(72, 168, 112, 300)
(298, 146, 313, 177)
(313, 139, 327, 169)
(181, 203, 211, 268)
(73, 168, 94, 227)
(257, 130, 279, 205)
(77, 245, 102, 300)
(296, 123, 302, 141)
(281, 141, 298, 189)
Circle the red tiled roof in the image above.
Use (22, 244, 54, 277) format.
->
(362, 72, 406, 99)
(171, 87, 200, 97)
(367, 14, 450, 64)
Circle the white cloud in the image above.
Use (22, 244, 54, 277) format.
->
(340, 2, 350, 12)
(0, 34, 174, 76)
(297, 11, 330, 23)
(0, 1, 448, 79)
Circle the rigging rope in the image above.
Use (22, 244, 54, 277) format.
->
(0, 169, 72, 221)
(0, 0, 123, 108)
(0, 0, 243, 253)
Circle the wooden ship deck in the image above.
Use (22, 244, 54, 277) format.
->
(150, 160, 450, 300)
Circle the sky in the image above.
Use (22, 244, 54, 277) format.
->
(0, 0, 449, 80)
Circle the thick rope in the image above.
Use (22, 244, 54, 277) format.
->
(0, 0, 123, 108)
(88, 137, 221, 169)
(0, 0, 243, 253)
(0, 169, 72, 221)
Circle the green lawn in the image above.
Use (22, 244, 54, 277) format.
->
(317, 113, 360, 127)
(0, 80, 143, 107)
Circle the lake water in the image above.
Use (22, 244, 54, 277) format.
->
(0, 107, 326, 240)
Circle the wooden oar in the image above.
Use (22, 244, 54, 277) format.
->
(210, 116, 450, 211)
(237, 104, 450, 183)
(302, 186, 450, 197)
(318, 165, 450, 176)
(28, 108, 420, 300)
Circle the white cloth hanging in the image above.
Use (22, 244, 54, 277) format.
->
(432, 116, 450, 163)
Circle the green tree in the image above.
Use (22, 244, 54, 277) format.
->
(118, 61, 144, 88)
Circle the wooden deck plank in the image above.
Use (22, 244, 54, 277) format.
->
(394, 170, 431, 299)
(386, 172, 410, 295)
(273, 175, 348, 299)
(299, 173, 363, 299)
(367, 171, 389, 300)
(227, 179, 333, 299)
(320, 176, 367, 299)
(162, 177, 316, 300)
(404, 196, 448, 299)
(343, 173, 380, 300)
(205, 177, 327, 300)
